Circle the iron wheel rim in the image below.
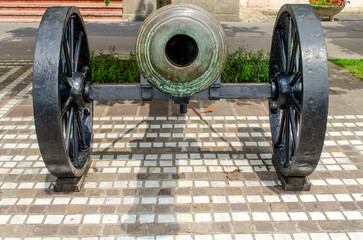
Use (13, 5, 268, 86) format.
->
(269, 4, 329, 177)
(33, 7, 93, 177)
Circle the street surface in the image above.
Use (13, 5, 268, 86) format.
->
(0, 14, 362, 59)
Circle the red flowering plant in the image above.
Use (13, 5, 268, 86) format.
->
(309, 0, 350, 6)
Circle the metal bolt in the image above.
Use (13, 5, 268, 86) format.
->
(84, 108, 90, 115)
(82, 66, 90, 75)
(270, 106, 278, 114)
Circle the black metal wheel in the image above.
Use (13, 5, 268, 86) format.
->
(269, 4, 329, 177)
(33, 7, 93, 177)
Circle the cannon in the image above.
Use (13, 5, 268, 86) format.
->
(33, 4, 328, 191)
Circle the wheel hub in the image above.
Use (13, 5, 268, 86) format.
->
(68, 72, 89, 110)
(271, 73, 301, 109)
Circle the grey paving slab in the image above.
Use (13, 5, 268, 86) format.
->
(0, 61, 362, 238)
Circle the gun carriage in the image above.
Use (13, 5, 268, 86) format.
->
(33, 4, 329, 191)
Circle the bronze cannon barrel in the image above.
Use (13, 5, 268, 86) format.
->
(135, 4, 228, 97)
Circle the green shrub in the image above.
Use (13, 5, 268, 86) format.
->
(222, 47, 269, 83)
(90, 46, 270, 84)
(90, 46, 140, 84)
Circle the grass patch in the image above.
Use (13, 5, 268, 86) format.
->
(329, 59, 363, 80)
(90, 46, 270, 84)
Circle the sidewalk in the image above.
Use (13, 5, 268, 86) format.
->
(0, 59, 363, 238)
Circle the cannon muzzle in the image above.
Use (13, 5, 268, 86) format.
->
(135, 4, 228, 97)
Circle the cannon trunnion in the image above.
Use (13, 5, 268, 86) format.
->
(32, 4, 329, 192)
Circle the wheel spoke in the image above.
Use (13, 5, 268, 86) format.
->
(75, 110, 87, 149)
(290, 94, 301, 115)
(278, 31, 286, 72)
(291, 18, 296, 43)
(276, 109, 286, 146)
(61, 50, 66, 74)
(62, 108, 68, 135)
(60, 72, 72, 89)
(292, 22, 300, 73)
(62, 38, 72, 77)
(290, 71, 301, 87)
(297, 45, 301, 72)
(69, 17, 75, 71)
(72, 115, 79, 166)
(288, 33, 299, 75)
(284, 109, 290, 166)
(289, 105, 298, 150)
(61, 97, 71, 118)
(74, 32, 84, 72)
(285, 16, 292, 72)
(65, 107, 74, 151)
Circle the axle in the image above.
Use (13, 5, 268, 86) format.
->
(89, 82, 272, 101)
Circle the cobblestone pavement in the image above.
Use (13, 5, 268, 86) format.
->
(0, 60, 362, 239)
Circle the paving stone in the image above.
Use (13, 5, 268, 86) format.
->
(0, 62, 363, 239)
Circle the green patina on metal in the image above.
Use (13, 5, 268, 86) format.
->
(135, 4, 228, 97)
